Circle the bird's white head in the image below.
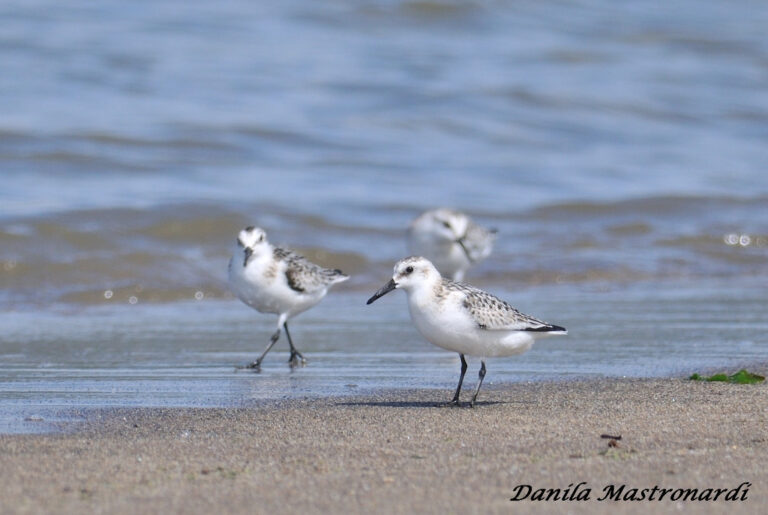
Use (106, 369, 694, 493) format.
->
(366, 256, 441, 304)
(237, 226, 268, 249)
(236, 226, 270, 263)
(392, 256, 441, 290)
(422, 209, 469, 242)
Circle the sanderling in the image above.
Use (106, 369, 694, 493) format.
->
(228, 226, 349, 369)
(407, 208, 496, 281)
(367, 256, 566, 407)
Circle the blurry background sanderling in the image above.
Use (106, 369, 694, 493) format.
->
(407, 208, 496, 281)
(0, 0, 767, 427)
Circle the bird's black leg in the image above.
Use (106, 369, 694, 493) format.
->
(284, 322, 306, 367)
(469, 360, 486, 408)
(446, 354, 468, 406)
(244, 329, 281, 370)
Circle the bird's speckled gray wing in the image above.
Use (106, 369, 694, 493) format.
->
(448, 280, 564, 332)
(274, 247, 349, 293)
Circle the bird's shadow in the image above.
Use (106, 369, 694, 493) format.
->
(337, 400, 504, 409)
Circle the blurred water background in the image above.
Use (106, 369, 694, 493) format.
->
(1, 0, 767, 432)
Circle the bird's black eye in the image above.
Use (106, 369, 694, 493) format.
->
(405, 266, 414, 274)
(258, 235, 264, 242)
(441, 221, 451, 229)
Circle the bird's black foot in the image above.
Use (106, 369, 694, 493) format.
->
(441, 398, 462, 408)
(288, 351, 307, 367)
(236, 360, 262, 371)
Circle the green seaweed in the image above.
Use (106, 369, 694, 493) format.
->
(689, 369, 765, 384)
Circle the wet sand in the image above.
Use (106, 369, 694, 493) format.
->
(1, 376, 767, 514)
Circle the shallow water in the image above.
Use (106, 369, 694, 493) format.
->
(1, 1, 768, 432)
(2, 278, 766, 433)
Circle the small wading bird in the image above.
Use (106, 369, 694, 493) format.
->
(407, 208, 496, 282)
(228, 226, 349, 369)
(367, 256, 566, 407)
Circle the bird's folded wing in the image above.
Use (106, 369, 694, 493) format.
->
(458, 284, 557, 331)
(283, 253, 348, 293)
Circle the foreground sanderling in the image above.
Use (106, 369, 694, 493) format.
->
(228, 226, 349, 369)
(367, 256, 566, 407)
(407, 208, 496, 282)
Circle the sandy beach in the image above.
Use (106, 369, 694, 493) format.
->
(1, 376, 767, 514)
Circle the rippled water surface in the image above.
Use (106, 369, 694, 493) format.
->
(1, 0, 767, 432)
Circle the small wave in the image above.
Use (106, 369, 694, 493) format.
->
(606, 222, 653, 236)
(400, 0, 480, 18)
(527, 195, 768, 220)
(0, 128, 36, 143)
(60, 285, 232, 306)
(16, 150, 156, 172)
(72, 131, 239, 151)
(1, 195, 766, 308)
(354, 0, 483, 22)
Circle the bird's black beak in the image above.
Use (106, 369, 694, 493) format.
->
(455, 237, 474, 263)
(366, 278, 397, 305)
(243, 247, 253, 267)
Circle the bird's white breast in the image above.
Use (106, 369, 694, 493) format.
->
(228, 253, 325, 317)
(406, 288, 536, 358)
